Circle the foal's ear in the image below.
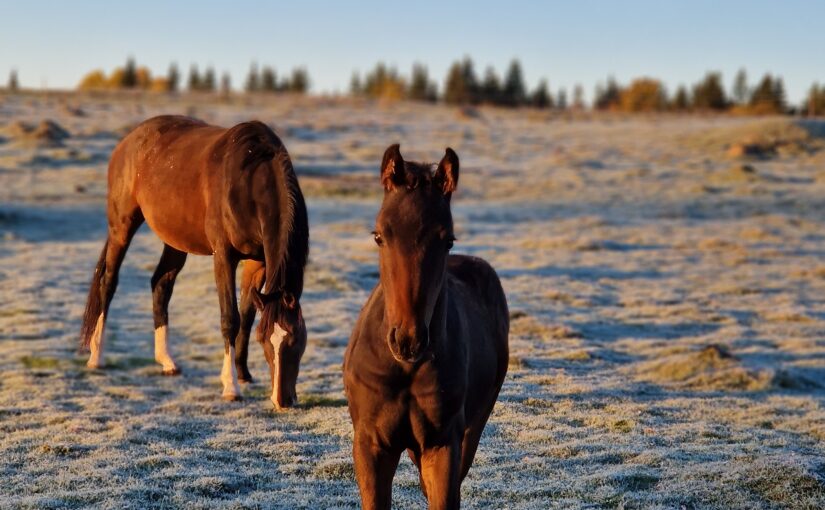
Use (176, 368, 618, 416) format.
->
(380, 143, 406, 191)
(435, 147, 459, 196)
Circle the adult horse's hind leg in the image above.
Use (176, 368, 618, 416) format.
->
(82, 207, 144, 369)
(235, 260, 265, 383)
(214, 247, 243, 401)
(151, 244, 188, 375)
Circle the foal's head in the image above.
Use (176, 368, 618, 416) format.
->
(252, 289, 306, 409)
(373, 144, 459, 364)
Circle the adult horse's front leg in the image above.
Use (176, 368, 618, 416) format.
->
(214, 249, 243, 401)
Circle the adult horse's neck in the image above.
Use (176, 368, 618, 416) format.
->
(262, 151, 308, 296)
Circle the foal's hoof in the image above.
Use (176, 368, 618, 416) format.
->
(222, 394, 243, 402)
(86, 361, 104, 370)
(161, 368, 181, 376)
(238, 374, 254, 385)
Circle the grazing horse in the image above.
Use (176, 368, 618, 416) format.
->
(79, 115, 309, 407)
(343, 145, 509, 509)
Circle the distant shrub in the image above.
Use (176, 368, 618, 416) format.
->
(78, 70, 108, 90)
(355, 63, 406, 101)
(619, 78, 666, 112)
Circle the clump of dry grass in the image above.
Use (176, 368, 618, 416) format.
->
(3, 119, 71, 147)
(633, 345, 774, 391)
(684, 118, 825, 159)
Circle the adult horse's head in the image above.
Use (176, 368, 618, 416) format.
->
(252, 289, 306, 409)
(374, 144, 458, 364)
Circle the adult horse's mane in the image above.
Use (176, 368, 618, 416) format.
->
(215, 120, 309, 299)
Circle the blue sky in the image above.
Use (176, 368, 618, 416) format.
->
(1, 0, 822, 103)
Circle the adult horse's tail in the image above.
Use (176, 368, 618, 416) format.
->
(79, 238, 108, 349)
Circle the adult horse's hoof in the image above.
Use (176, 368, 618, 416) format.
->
(238, 372, 254, 384)
(161, 368, 181, 376)
(86, 360, 104, 370)
(222, 394, 243, 402)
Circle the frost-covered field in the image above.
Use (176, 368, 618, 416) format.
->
(1, 93, 824, 509)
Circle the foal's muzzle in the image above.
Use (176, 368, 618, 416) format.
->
(387, 326, 430, 364)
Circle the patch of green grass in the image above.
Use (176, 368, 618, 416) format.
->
(300, 393, 348, 408)
(20, 356, 60, 369)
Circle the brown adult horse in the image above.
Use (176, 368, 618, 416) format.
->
(343, 145, 509, 509)
(79, 115, 309, 407)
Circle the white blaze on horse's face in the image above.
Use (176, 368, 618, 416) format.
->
(269, 322, 288, 409)
(86, 313, 105, 369)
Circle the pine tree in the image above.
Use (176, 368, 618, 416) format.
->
(502, 59, 526, 107)
(557, 88, 568, 110)
(408, 63, 434, 102)
(460, 57, 480, 104)
(595, 77, 621, 110)
(444, 61, 467, 105)
(749, 74, 785, 113)
(531, 80, 552, 109)
(203, 67, 216, 92)
(772, 77, 786, 113)
(261, 67, 277, 92)
(672, 85, 689, 110)
(573, 84, 584, 109)
(692, 72, 727, 110)
(481, 66, 501, 105)
(8, 69, 18, 92)
(188, 65, 202, 92)
(733, 68, 748, 105)
(167, 63, 180, 93)
(350, 72, 362, 96)
(122, 57, 138, 88)
(289, 68, 309, 93)
(221, 72, 231, 97)
(245, 63, 260, 93)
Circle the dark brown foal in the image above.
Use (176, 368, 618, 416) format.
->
(343, 145, 509, 509)
(79, 115, 308, 406)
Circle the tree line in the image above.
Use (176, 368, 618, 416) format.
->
(73, 58, 309, 94)
(5, 57, 824, 115)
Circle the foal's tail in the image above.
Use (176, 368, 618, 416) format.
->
(79, 238, 108, 350)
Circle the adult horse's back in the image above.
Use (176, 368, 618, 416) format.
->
(343, 145, 509, 509)
(79, 115, 309, 406)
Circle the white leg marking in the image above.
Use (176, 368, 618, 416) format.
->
(269, 323, 287, 409)
(87, 313, 105, 368)
(154, 325, 178, 372)
(220, 346, 242, 399)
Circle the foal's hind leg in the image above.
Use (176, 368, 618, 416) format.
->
(151, 244, 188, 375)
(86, 208, 144, 368)
(235, 260, 265, 383)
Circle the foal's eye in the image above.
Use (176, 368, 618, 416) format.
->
(372, 231, 384, 246)
(446, 236, 456, 250)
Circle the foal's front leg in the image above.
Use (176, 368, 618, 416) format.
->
(353, 432, 402, 510)
(214, 248, 243, 401)
(420, 432, 463, 510)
